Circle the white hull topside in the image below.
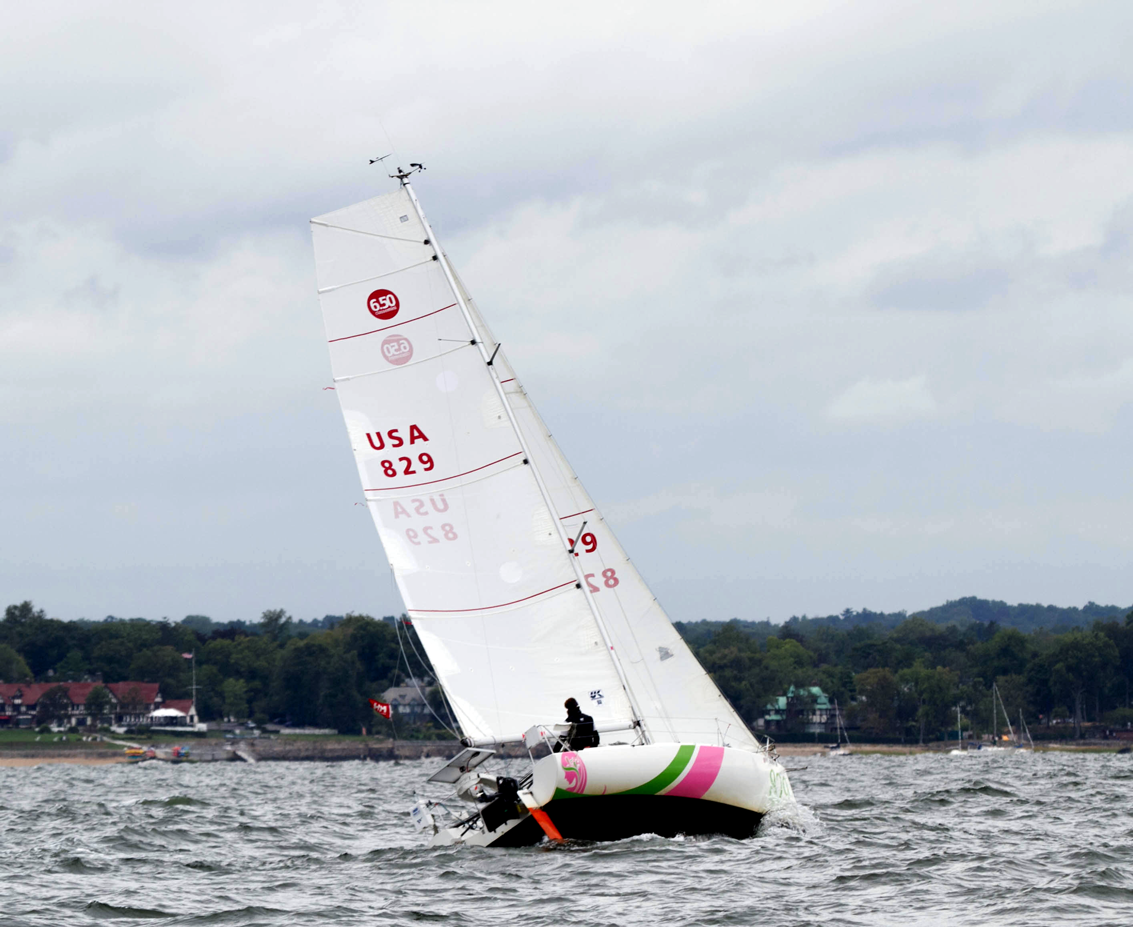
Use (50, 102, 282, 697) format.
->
(426, 742, 795, 847)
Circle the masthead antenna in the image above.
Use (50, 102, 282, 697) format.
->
(390, 163, 426, 185)
(368, 153, 392, 165)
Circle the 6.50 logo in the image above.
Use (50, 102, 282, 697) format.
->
(367, 288, 399, 320)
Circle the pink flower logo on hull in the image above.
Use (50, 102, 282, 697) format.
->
(560, 751, 588, 794)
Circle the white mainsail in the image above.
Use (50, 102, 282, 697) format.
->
(311, 183, 755, 750)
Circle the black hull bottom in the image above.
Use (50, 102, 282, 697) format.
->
(488, 796, 763, 847)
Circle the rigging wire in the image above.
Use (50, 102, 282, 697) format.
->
(402, 619, 461, 734)
(375, 113, 402, 174)
(393, 617, 460, 738)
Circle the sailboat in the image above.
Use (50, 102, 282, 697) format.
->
(986, 683, 1031, 753)
(1018, 709, 1035, 751)
(949, 704, 972, 755)
(309, 166, 795, 846)
(826, 698, 851, 756)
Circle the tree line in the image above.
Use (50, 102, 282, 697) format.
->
(4, 597, 1132, 740)
(0, 602, 448, 737)
(678, 604, 1133, 741)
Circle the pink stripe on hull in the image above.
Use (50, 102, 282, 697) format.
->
(664, 746, 725, 799)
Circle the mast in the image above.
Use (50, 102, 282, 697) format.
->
(397, 172, 647, 741)
(996, 684, 1016, 745)
(189, 651, 198, 725)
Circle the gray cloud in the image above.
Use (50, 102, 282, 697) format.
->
(872, 261, 1011, 311)
(3, 1, 1133, 624)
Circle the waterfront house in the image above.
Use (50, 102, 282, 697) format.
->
(380, 684, 431, 717)
(756, 685, 836, 733)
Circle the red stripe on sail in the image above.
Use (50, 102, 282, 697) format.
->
(363, 452, 523, 492)
(328, 303, 456, 343)
(409, 580, 576, 614)
(559, 508, 594, 521)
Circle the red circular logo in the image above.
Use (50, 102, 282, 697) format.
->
(381, 333, 413, 366)
(367, 289, 399, 320)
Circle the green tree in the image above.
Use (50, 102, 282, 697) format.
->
(993, 674, 1028, 733)
(221, 678, 249, 720)
(1094, 614, 1133, 710)
(696, 623, 767, 719)
(34, 684, 73, 727)
(128, 646, 190, 697)
(3, 600, 43, 628)
(228, 635, 281, 718)
(338, 614, 400, 690)
(92, 639, 135, 682)
(181, 615, 215, 636)
(1049, 630, 1119, 737)
(278, 635, 363, 732)
(896, 663, 957, 743)
(259, 609, 293, 644)
(2, 602, 74, 678)
(0, 643, 31, 682)
(195, 665, 225, 721)
(85, 684, 113, 726)
(971, 628, 1030, 681)
(763, 638, 815, 694)
(854, 667, 898, 735)
(55, 648, 87, 681)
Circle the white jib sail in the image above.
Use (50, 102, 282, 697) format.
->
(312, 185, 756, 751)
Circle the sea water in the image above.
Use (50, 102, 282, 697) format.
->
(1, 751, 1130, 926)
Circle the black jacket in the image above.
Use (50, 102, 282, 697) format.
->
(566, 706, 600, 750)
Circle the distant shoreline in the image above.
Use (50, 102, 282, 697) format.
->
(775, 741, 1127, 755)
(1, 739, 1126, 766)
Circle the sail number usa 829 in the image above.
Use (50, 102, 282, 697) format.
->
(365, 425, 434, 478)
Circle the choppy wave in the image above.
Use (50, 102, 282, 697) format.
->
(1, 752, 1132, 926)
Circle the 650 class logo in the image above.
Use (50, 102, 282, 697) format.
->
(367, 288, 399, 320)
(381, 333, 413, 366)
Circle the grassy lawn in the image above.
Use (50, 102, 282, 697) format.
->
(0, 730, 110, 748)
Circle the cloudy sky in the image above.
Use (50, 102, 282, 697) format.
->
(3, 1, 1131, 625)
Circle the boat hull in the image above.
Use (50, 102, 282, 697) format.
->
(495, 795, 763, 846)
(430, 742, 792, 847)
(531, 742, 792, 812)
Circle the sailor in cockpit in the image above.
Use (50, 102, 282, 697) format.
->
(558, 697, 600, 751)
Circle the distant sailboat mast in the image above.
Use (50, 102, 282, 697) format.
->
(991, 682, 1016, 745)
(396, 168, 647, 741)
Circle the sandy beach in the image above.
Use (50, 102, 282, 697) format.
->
(0, 755, 130, 767)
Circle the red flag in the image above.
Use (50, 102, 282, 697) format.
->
(181, 653, 193, 659)
(369, 699, 392, 719)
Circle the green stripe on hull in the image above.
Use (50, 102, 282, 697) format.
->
(548, 745, 697, 801)
(618, 744, 695, 796)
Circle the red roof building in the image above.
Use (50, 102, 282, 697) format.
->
(0, 681, 164, 728)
